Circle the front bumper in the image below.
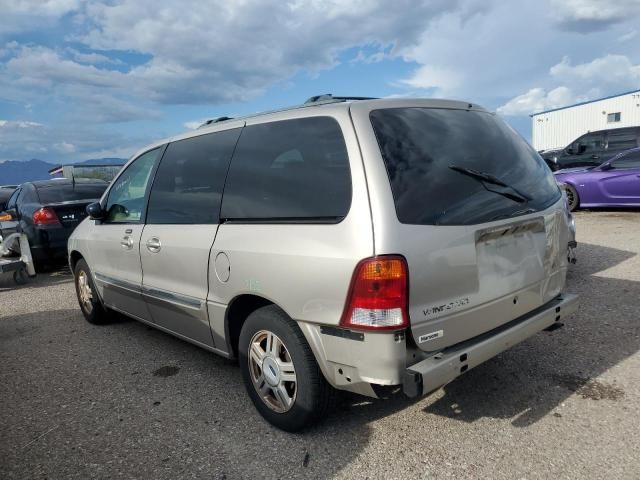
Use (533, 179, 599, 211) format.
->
(403, 293, 579, 397)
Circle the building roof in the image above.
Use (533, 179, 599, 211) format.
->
(530, 88, 640, 117)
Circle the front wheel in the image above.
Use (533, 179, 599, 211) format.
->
(565, 184, 580, 211)
(238, 305, 333, 432)
(74, 258, 111, 324)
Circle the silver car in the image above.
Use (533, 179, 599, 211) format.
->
(68, 96, 578, 431)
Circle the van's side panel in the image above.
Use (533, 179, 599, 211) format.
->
(207, 107, 374, 331)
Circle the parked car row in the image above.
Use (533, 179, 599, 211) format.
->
(68, 96, 578, 431)
(541, 126, 640, 171)
(0, 179, 107, 269)
(555, 146, 640, 211)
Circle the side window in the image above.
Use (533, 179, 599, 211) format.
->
(6, 188, 20, 210)
(146, 128, 241, 224)
(105, 148, 161, 223)
(611, 151, 640, 169)
(607, 129, 637, 151)
(576, 133, 605, 153)
(220, 117, 351, 221)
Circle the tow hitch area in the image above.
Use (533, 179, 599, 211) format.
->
(403, 293, 578, 398)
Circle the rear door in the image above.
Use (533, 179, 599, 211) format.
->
(140, 125, 242, 348)
(354, 102, 568, 352)
(88, 147, 162, 320)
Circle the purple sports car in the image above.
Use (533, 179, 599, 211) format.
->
(554, 147, 640, 211)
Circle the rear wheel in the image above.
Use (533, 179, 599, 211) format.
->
(565, 184, 579, 211)
(238, 305, 332, 431)
(74, 258, 111, 324)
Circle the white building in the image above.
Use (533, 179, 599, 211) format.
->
(531, 89, 640, 151)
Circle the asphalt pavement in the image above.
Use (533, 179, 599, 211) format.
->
(1, 210, 639, 479)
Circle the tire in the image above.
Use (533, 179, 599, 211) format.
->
(238, 305, 333, 432)
(74, 258, 111, 324)
(565, 184, 579, 212)
(13, 267, 28, 285)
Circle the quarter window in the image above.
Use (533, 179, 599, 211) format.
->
(105, 148, 161, 223)
(220, 117, 351, 221)
(146, 128, 241, 224)
(607, 129, 638, 151)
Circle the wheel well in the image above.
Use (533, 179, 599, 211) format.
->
(225, 294, 273, 358)
(69, 250, 83, 271)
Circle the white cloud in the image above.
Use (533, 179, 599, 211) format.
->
(497, 87, 578, 116)
(0, 119, 43, 128)
(0, 0, 84, 36)
(549, 0, 640, 31)
(398, 65, 462, 94)
(550, 54, 640, 89)
(497, 54, 640, 116)
(53, 141, 76, 153)
(618, 30, 637, 42)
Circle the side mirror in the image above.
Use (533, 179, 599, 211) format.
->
(0, 209, 16, 221)
(600, 163, 613, 171)
(86, 202, 105, 220)
(578, 145, 587, 154)
(566, 148, 574, 155)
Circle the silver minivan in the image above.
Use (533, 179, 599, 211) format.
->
(68, 96, 578, 431)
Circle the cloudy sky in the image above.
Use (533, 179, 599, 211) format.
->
(1, 0, 639, 163)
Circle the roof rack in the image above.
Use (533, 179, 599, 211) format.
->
(197, 116, 235, 129)
(195, 95, 377, 131)
(304, 94, 378, 105)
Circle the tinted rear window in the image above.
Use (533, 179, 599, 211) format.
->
(36, 184, 107, 204)
(146, 128, 241, 224)
(370, 108, 561, 225)
(220, 117, 351, 221)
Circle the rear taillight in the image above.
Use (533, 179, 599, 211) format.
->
(340, 255, 409, 331)
(32, 207, 60, 225)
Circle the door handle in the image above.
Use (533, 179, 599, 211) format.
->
(120, 236, 133, 250)
(146, 237, 161, 253)
(591, 154, 599, 159)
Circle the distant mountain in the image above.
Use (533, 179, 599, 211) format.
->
(0, 157, 126, 185)
(77, 158, 126, 166)
(0, 159, 55, 185)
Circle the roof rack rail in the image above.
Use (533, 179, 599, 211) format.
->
(304, 94, 378, 105)
(197, 116, 234, 129)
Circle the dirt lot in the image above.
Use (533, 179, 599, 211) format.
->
(1, 211, 639, 479)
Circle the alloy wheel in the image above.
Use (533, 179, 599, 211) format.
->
(77, 270, 94, 314)
(248, 330, 297, 413)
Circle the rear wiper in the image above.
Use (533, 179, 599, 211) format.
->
(448, 165, 531, 204)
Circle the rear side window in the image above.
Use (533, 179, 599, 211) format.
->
(36, 184, 107, 204)
(370, 108, 560, 225)
(607, 129, 638, 151)
(220, 117, 351, 221)
(146, 128, 241, 224)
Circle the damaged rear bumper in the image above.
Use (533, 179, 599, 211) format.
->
(403, 293, 579, 397)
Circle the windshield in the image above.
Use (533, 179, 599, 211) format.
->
(36, 184, 107, 204)
(370, 108, 561, 225)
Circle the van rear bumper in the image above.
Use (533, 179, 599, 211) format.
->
(403, 293, 579, 398)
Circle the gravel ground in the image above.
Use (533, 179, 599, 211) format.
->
(1, 211, 639, 479)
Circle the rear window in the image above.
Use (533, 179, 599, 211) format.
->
(220, 117, 351, 221)
(370, 108, 561, 225)
(36, 184, 107, 204)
